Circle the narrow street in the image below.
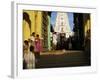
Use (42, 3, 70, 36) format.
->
(36, 50, 90, 68)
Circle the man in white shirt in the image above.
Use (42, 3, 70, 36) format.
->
(52, 32, 57, 50)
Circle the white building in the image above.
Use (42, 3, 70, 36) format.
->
(54, 12, 73, 38)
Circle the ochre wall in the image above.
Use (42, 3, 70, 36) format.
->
(83, 15, 91, 37)
(23, 20, 30, 41)
(23, 10, 42, 41)
(35, 11, 42, 37)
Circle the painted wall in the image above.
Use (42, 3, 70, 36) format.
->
(23, 20, 31, 40)
(35, 11, 42, 37)
(23, 10, 42, 40)
(83, 14, 91, 37)
(48, 15, 51, 50)
(23, 10, 36, 34)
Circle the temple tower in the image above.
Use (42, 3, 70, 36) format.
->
(54, 12, 73, 38)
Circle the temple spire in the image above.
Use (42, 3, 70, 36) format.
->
(54, 12, 73, 38)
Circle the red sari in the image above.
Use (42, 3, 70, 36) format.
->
(34, 38, 42, 52)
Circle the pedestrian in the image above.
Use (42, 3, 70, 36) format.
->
(30, 32, 35, 47)
(84, 29, 91, 57)
(29, 46, 35, 68)
(34, 34, 42, 62)
(23, 40, 36, 69)
(52, 32, 57, 50)
(68, 36, 72, 50)
(23, 40, 30, 69)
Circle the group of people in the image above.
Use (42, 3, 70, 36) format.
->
(52, 29, 91, 55)
(23, 32, 42, 69)
(52, 32, 73, 50)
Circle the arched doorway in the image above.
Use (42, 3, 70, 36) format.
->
(23, 12, 31, 41)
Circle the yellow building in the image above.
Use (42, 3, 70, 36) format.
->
(23, 12, 31, 41)
(23, 10, 50, 51)
(23, 10, 42, 41)
(23, 19, 31, 41)
(35, 11, 42, 38)
(83, 14, 91, 37)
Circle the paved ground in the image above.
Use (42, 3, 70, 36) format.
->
(36, 50, 91, 68)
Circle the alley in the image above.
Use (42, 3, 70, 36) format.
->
(36, 50, 90, 68)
